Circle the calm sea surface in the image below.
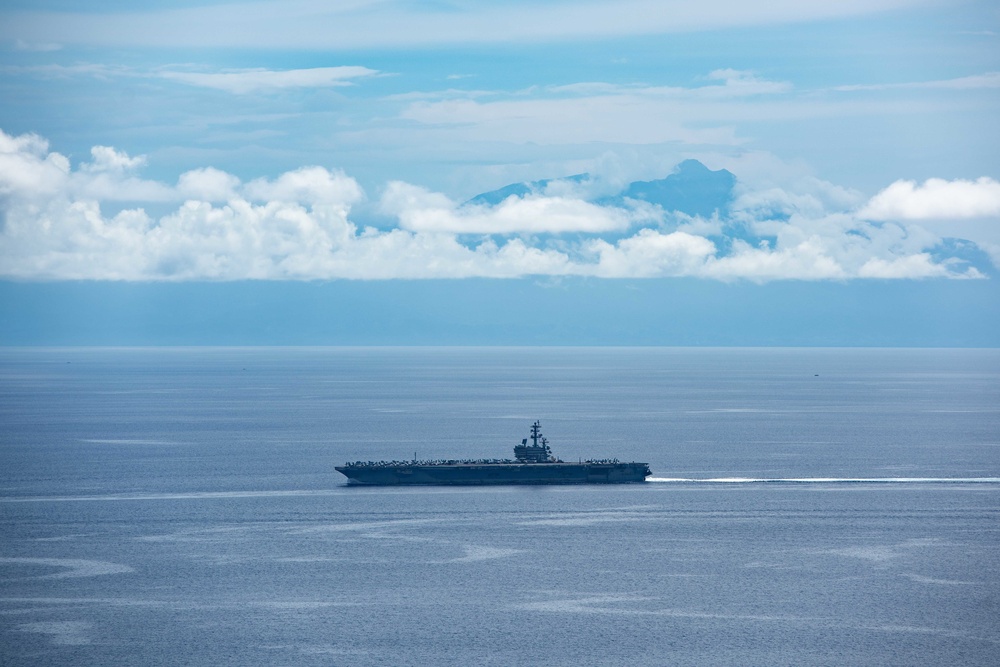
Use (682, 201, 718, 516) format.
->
(1, 347, 998, 666)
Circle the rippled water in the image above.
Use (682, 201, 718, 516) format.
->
(1, 348, 998, 666)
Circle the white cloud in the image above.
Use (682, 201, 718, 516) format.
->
(589, 230, 717, 277)
(0, 130, 69, 198)
(71, 147, 173, 202)
(3, 63, 378, 95)
(394, 69, 900, 151)
(157, 66, 379, 94)
(702, 69, 793, 97)
(858, 177, 1000, 268)
(245, 167, 365, 207)
(860, 177, 1000, 220)
(704, 152, 867, 227)
(0, 129, 988, 282)
(82, 146, 146, 173)
(398, 93, 743, 147)
(835, 72, 1000, 92)
(373, 62, 992, 165)
(380, 182, 655, 234)
(857, 254, 958, 279)
(548, 71, 791, 100)
(177, 168, 242, 202)
(704, 240, 848, 281)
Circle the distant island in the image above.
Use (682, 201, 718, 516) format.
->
(466, 159, 736, 219)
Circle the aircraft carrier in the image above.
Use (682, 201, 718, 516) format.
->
(336, 421, 651, 486)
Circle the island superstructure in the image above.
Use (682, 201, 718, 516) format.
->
(336, 421, 651, 486)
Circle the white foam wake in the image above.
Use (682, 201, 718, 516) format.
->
(647, 477, 1000, 484)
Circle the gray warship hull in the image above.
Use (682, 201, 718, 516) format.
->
(335, 461, 650, 486)
(336, 421, 651, 486)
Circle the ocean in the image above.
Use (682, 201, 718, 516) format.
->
(1, 347, 998, 666)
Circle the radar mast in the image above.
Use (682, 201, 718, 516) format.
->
(514, 420, 555, 463)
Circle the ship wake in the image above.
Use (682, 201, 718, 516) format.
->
(647, 477, 1000, 484)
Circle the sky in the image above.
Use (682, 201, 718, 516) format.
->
(0, 0, 998, 344)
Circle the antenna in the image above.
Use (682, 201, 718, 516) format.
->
(530, 420, 542, 447)
(515, 421, 553, 463)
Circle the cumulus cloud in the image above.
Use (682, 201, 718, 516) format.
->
(82, 146, 146, 173)
(381, 182, 655, 234)
(860, 177, 1000, 220)
(245, 167, 364, 207)
(0, 130, 69, 198)
(857, 254, 955, 279)
(589, 230, 716, 277)
(0, 129, 989, 282)
(858, 177, 1000, 268)
(705, 240, 847, 281)
(176, 168, 241, 202)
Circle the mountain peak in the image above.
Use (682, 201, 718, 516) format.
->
(621, 161, 735, 217)
(465, 159, 736, 218)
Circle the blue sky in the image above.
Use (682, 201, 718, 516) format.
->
(0, 1, 998, 343)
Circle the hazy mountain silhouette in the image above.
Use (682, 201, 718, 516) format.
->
(465, 173, 591, 207)
(465, 160, 736, 218)
(614, 159, 736, 217)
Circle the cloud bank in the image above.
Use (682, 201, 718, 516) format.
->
(0, 129, 990, 282)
